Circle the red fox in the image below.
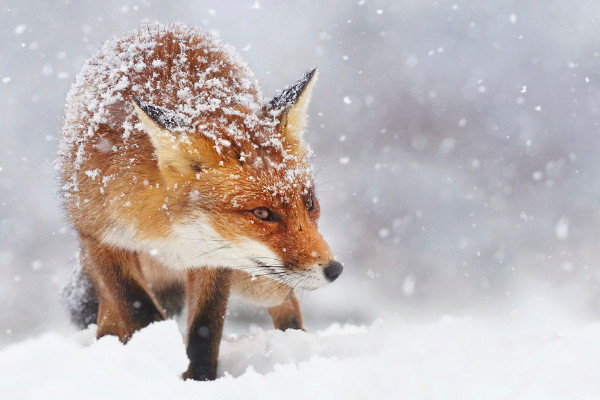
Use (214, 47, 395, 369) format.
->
(57, 22, 342, 381)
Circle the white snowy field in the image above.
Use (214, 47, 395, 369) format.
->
(1, 313, 599, 400)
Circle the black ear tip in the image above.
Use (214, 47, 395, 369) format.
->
(267, 68, 319, 111)
(305, 67, 318, 82)
(131, 96, 142, 107)
(131, 97, 184, 130)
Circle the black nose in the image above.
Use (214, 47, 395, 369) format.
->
(323, 261, 343, 282)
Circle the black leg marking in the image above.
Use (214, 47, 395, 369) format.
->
(183, 270, 231, 381)
(277, 316, 302, 331)
(118, 273, 164, 329)
(185, 315, 218, 381)
(154, 284, 185, 318)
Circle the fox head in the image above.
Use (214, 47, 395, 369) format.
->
(131, 69, 342, 290)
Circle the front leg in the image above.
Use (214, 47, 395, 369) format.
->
(229, 271, 304, 331)
(183, 268, 232, 381)
(268, 291, 304, 331)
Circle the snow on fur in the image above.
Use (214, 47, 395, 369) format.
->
(1, 317, 599, 399)
(57, 22, 312, 203)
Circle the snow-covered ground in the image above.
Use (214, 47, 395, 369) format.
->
(1, 313, 598, 400)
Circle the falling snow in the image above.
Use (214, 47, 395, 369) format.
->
(3, 2, 600, 399)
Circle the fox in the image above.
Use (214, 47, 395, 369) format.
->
(57, 22, 343, 381)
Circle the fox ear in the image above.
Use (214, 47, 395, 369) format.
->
(132, 97, 184, 130)
(132, 98, 202, 176)
(267, 68, 318, 151)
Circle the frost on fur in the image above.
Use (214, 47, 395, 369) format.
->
(57, 22, 315, 207)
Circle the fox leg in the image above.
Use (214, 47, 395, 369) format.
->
(229, 271, 304, 331)
(183, 268, 232, 381)
(79, 236, 165, 343)
(268, 291, 304, 331)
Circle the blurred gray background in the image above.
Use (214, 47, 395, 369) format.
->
(2, 0, 600, 345)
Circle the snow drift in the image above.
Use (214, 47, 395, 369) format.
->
(1, 316, 599, 399)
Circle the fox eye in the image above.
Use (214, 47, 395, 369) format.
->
(305, 195, 315, 211)
(252, 207, 275, 221)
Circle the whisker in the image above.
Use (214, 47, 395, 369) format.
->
(191, 245, 232, 259)
(180, 237, 228, 243)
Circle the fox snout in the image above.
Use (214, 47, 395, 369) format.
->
(289, 259, 343, 290)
